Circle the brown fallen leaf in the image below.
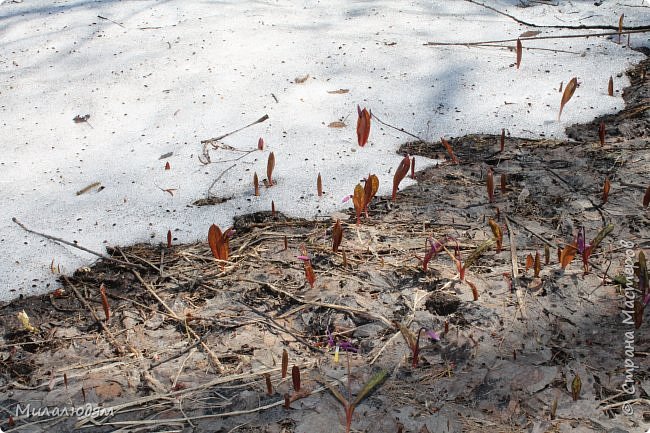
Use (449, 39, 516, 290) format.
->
(558, 77, 578, 121)
(519, 30, 541, 38)
(327, 89, 349, 94)
(294, 74, 310, 84)
(73, 114, 90, 123)
(328, 121, 346, 128)
(76, 181, 101, 196)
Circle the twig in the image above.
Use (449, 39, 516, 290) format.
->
(238, 278, 393, 327)
(599, 398, 650, 411)
(12, 217, 144, 270)
(200, 114, 269, 145)
(504, 216, 527, 319)
(132, 270, 225, 373)
(97, 15, 125, 28)
(425, 28, 650, 47)
(242, 303, 326, 353)
(64, 276, 126, 355)
(506, 215, 555, 247)
(465, 0, 650, 30)
(207, 163, 236, 197)
(370, 112, 427, 143)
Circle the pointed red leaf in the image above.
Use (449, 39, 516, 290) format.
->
(392, 155, 411, 201)
(356, 105, 371, 147)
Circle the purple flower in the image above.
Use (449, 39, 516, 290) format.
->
(342, 195, 352, 203)
(296, 255, 310, 262)
(425, 330, 441, 341)
(577, 227, 585, 254)
(339, 341, 358, 353)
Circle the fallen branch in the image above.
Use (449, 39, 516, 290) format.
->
(425, 28, 650, 47)
(200, 114, 269, 145)
(12, 217, 144, 270)
(465, 0, 650, 31)
(504, 216, 527, 319)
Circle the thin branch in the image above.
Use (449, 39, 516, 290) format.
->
(370, 112, 427, 143)
(200, 114, 269, 145)
(466, 0, 650, 30)
(12, 217, 144, 270)
(425, 28, 650, 47)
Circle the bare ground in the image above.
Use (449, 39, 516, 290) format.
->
(1, 55, 649, 433)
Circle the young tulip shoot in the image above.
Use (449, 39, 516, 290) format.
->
(352, 184, 364, 225)
(291, 366, 301, 392)
(317, 173, 323, 197)
(253, 172, 260, 196)
(167, 230, 172, 248)
(356, 105, 371, 147)
(500, 173, 507, 194)
(488, 218, 502, 253)
(500, 128, 505, 152)
(598, 121, 605, 146)
(258, 137, 264, 150)
(267, 152, 275, 186)
(559, 77, 578, 121)
(440, 137, 459, 164)
(410, 157, 415, 179)
(332, 219, 343, 253)
(602, 177, 611, 204)
(281, 349, 288, 378)
(515, 38, 522, 69)
(534, 251, 541, 277)
(208, 224, 231, 267)
(363, 174, 379, 216)
(486, 168, 494, 203)
(644, 185, 650, 208)
(608, 76, 614, 96)
(392, 155, 411, 201)
(100, 283, 110, 322)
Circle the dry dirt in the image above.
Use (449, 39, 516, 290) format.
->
(1, 54, 649, 433)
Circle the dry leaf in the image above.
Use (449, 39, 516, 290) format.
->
(558, 81, 563, 93)
(73, 114, 90, 123)
(602, 177, 611, 204)
(328, 121, 346, 128)
(332, 219, 343, 253)
(440, 137, 459, 164)
(356, 105, 371, 147)
(516, 38, 522, 69)
(608, 76, 614, 96)
(76, 181, 101, 196)
(317, 173, 323, 197)
(558, 77, 578, 121)
(327, 89, 349, 94)
(294, 74, 310, 83)
(598, 121, 605, 146)
(519, 30, 541, 38)
(392, 155, 411, 200)
(267, 152, 275, 186)
(17, 310, 38, 333)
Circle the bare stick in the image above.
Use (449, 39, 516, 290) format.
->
(12, 217, 143, 270)
(132, 270, 225, 373)
(425, 28, 650, 47)
(504, 216, 527, 319)
(200, 114, 269, 145)
(370, 112, 427, 143)
(465, 0, 650, 31)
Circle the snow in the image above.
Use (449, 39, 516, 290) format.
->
(0, 0, 647, 301)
